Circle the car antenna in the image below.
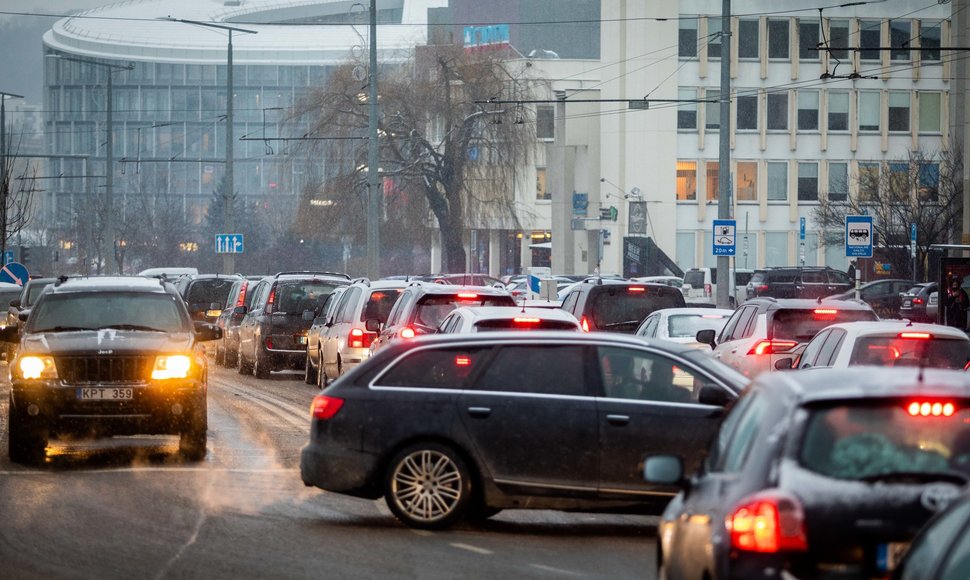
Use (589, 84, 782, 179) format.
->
(816, 296, 822, 304)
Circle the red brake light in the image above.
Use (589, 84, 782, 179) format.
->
(264, 337, 274, 349)
(727, 491, 808, 553)
(514, 317, 541, 324)
(704, 283, 712, 297)
(455, 355, 471, 366)
(907, 401, 956, 417)
(457, 293, 478, 299)
(400, 327, 416, 339)
(581, 317, 590, 332)
(898, 332, 932, 340)
(913, 297, 925, 305)
(756, 284, 768, 292)
(310, 395, 344, 420)
(349, 327, 376, 349)
(267, 286, 276, 305)
(813, 308, 838, 316)
(628, 287, 646, 293)
(235, 282, 249, 307)
(749, 339, 798, 355)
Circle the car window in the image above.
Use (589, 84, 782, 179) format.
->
(25, 282, 52, 307)
(816, 328, 847, 367)
(30, 292, 188, 333)
(385, 291, 413, 327)
(596, 346, 695, 403)
(769, 270, 797, 284)
(769, 308, 877, 342)
(589, 287, 683, 332)
(718, 309, 745, 342)
(334, 287, 361, 324)
(437, 313, 460, 333)
(706, 391, 759, 472)
(249, 282, 267, 310)
(798, 329, 830, 368)
(640, 314, 660, 337)
(828, 270, 851, 285)
(362, 289, 402, 324)
(412, 294, 514, 329)
(899, 499, 970, 580)
(801, 271, 827, 284)
(730, 306, 758, 341)
(848, 336, 970, 369)
(376, 346, 493, 389)
(0, 289, 21, 308)
(275, 281, 341, 315)
(560, 290, 580, 314)
(472, 345, 589, 396)
(186, 279, 237, 308)
(668, 313, 729, 339)
(720, 392, 768, 472)
(684, 270, 706, 288)
(735, 271, 754, 286)
(749, 271, 766, 285)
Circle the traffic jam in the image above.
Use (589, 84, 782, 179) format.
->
(4, 265, 970, 579)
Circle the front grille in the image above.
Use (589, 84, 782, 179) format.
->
(56, 356, 154, 383)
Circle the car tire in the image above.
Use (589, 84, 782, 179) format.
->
(304, 352, 317, 385)
(224, 342, 238, 369)
(317, 351, 327, 389)
(179, 401, 207, 462)
(253, 347, 271, 379)
(214, 344, 225, 367)
(237, 344, 252, 375)
(384, 442, 473, 530)
(7, 399, 47, 465)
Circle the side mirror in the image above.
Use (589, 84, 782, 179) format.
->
(697, 384, 732, 407)
(774, 358, 794, 371)
(365, 318, 381, 332)
(9, 298, 19, 308)
(696, 329, 717, 349)
(302, 309, 315, 322)
(194, 321, 223, 342)
(18, 312, 28, 322)
(0, 325, 19, 343)
(643, 455, 686, 487)
(233, 305, 247, 316)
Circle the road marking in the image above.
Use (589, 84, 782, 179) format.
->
(410, 529, 433, 537)
(530, 564, 582, 576)
(450, 543, 493, 555)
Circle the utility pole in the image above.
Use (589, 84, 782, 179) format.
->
(716, 0, 732, 309)
(0, 91, 25, 259)
(366, 0, 381, 279)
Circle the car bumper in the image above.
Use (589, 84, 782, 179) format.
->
(300, 441, 381, 499)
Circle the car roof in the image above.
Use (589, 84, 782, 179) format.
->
(379, 329, 698, 355)
(749, 298, 874, 311)
(652, 307, 735, 317)
(47, 276, 172, 294)
(348, 279, 409, 290)
(760, 367, 970, 404)
(450, 306, 580, 323)
(816, 320, 970, 339)
(408, 283, 512, 297)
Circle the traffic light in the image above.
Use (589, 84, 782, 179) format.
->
(20, 245, 30, 265)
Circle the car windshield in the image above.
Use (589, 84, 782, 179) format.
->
(683, 271, 705, 288)
(849, 336, 970, 369)
(771, 308, 877, 342)
(186, 279, 237, 309)
(799, 401, 970, 480)
(275, 281, 340, 314)
(667, 313, 729, 338)
(25, 281, 52, 306)
(413, 295, 513, 328)
(590, 289, 682, 333)
(361, 289, 403, 323)
(29, 292, 187, 333)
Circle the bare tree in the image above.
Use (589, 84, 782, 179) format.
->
(291, 44, 539, 273)
(0, 131, 37, 258)
(812, 147, 963, 280)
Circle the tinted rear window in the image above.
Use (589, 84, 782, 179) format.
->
(735, 272, 754, 286)
(684, 271, 705, 287)
(849, 337, 970, 369)
(590, 287, 684, 333)
(800, 401, 970, 480)
(26, 282, 51, 306)
(275, 281, 340, 314)
(770, 308, 877, 342)
(186, 279, 237, 308)
(413, 294, 515, 329)
(361, 289, 403, 324)
(769, 270, 798, 283)
(667, 313, 730, 338)
(749, 272, 766, 285)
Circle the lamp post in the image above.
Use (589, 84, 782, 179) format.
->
(47, 55, 133, 274)
(0, 90, 24, 261)
(366, 0, 380, 279)
(160, 18, 257, 274)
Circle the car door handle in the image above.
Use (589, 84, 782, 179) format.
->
(467, 407, 491, 418)
(606, 414, 630, 426)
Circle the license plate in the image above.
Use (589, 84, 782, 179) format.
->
(876, 542, 909, 572)
(77, 387, 134, 401)
(902, 300, 912, 308)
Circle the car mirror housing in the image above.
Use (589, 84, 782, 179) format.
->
(302, 309, 315, 322)
(9, 298, 19, 308)
(643, 455, 685, 486)
(232, 305, 247, 316)
(194, 322, 223, 342)
(18, 312, 28, 322)
(696, 329, 717, 348)
(774, 358, 794, 371)
(365, 318, 381, 332)
(697, 384, 732, 407)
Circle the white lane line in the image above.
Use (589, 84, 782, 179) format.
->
(529, 564, 582, 576)
(410, 529, 433, 537)
(450, 543, 493, 555)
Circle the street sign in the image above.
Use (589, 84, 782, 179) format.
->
(845, 215, 873, 258)
(215, 233, 244, 254)
(911, 223, 917, 258)
(2, 250, 14, 265)
(0, 262, 29, 286)
(572, 192, 588, 216)
(570, 218, 587, 231)
(712, 219, 736, 256)
(599, 206, 618, 221)
(628, 201, 647, 235)
(799, 217, 806, 241)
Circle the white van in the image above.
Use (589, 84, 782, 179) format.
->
(682, 267, 754, 307)
(137, 267, 198, 279)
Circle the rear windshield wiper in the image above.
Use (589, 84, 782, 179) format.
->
(602, 320, 641, 329)
(97, 324, 166, 332)
(859, 470, 968, 485)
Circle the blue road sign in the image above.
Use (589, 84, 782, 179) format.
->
(0, 262, 29, 286)
(2, 250, 14, 265)
(712, 219, 736, 256)
(845, 215, 873, 258)
(799, 217, 806, 241)
(215, 233, 244, 254)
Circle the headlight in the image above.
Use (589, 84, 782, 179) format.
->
(152, 355, 192, 380)
(19, 356, 58, 380)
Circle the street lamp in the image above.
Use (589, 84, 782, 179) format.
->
(47, 54, 133, 275)
(159, 17, 257, 274)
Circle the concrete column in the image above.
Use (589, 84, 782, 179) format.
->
(430, 229, 442, 274)
(549, 103, 576, 274)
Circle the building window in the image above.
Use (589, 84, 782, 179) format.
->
(708, 18, 723, 59)
(536, 167, 549, 201)
(888, 163, 909, 203)
(858, 91, 880, 132)
(706, 161, 719, 201)
(768, 19, 790, 59)
(767, 162, 788, 201)
(676, 232, 696, 271)
(798, 162, 819, 201)
(828, 91, 849, 131)
(766, 232, 790, 267)
(888, 92, 910, 132)
(736, 93, 757, 130)
(680, 19, 698, 58)
(919, 163, 939, 201)
(919, 92, 941, 133)
(799, 20, 820, 60)
(828, 162, 848, 201)
(767, 92, 788, 131)
(858, 162, 880, 202)
(737, 162, 757, 201)
(536, 105, 554, 140)
(828, 19, 850, 60)
(890, 21, 911, 61)
(678, 88, 697, 130)
(797, 91, 819, 131)
(738, 20, 760, 59)
(706, 89, 720, 130)
(677, 161, 697, 201)
(921, 21, 941, 62)
(860, 19, 881, 61)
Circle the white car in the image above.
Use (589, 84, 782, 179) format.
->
(681, 267, 754, 307)
(436, 306, 581, 333)
(630, 276, 685, 293)
(789, 321, 970, 371)
(634, 308, 733, 349)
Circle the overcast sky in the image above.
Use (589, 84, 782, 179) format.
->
(0, 1, 108, 105)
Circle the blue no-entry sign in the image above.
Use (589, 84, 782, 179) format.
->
(215, 234, 244, 254)
(845, 215, 873, 258)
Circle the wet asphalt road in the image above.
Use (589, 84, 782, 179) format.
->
(0, 364, 658, 579)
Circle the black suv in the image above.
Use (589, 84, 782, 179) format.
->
(174, 274, 242, 324)
(746, 267, 852, 300)
(2, 276, 222, 464)
(236, 271, 351, 378)
(559, 278, 686, 333)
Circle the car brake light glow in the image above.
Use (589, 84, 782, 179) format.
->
(457, 293, 478, 299)
(349, 327, 376, 349)
(899, 332, 933, 339)
(514, 317, 541, 324)
(235, 282, 249, 307)
(267, 286, 276, 305)
(907, 401, 956, 417)
(913, 297, 925, 305)
(749, 339, 799, 355)
(756, 284, 768, 292)
(400, 327, 416, 339)
(813, 309, 838, 316)
(455, 355, 471, 366)
(704, 283, 712, 297)
(581, 317, 590, 332)
(628, 287, 646, 293)
(727, 491, 808, 553)
(265, 337, 273, 349)
(310, 395, 344, 420)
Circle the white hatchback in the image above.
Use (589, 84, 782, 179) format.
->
(635, 307, 734, 350)
(436, 306, 581, 333)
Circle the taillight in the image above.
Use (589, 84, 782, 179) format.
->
(899, 332, 932, 339)
(265, 284, 277, 314)
(264, 337, 274, 349)
(400, 327, 416, 339)
(581, 317, 590, 332)
(628, 287, 646, 293)
(457, 293, 478, 299)
(907, 401, 956, 417)
(704, 283, 712, 297)
(727, 491, 808, 553)
(235, 282, 249, 307)
(310, 395, 344, 420)
(749, 339, 798, 355)
(455, 355, 471, 366)
(514, 317, 541, 324)
(913, 298, 925, 305)
(813, 308, 838, 318)
(755, 284, 768, 293)
(348, 327, 376, 349)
